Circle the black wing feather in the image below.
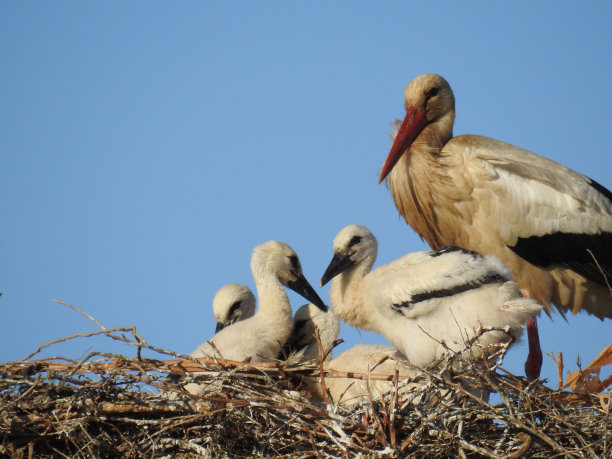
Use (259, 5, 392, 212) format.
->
(511, 232, 612, 286)
(510, 177, 612, 286)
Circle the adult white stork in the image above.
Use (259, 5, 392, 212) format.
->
(212, 283, 256, 333)
(378, 73, 612, 379)
(191, 241, 327, 362)
(321, 225, 542, 369)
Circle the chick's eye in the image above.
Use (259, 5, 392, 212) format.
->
(288, 255, 299, 271)
(425, 87, 439, 100)
(228, 301, 241, 316)
(348, 236, 361, 248)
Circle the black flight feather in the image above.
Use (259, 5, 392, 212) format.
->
(510, 232, 612, 287)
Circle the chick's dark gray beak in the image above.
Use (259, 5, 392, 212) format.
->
(321, 252, 353, 287)
(287, 275, 328, 312)
(215, 322, 225, 333)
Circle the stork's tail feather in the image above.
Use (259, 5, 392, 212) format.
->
(499, 294, 543, 328)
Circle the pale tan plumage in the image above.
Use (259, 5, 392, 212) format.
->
(212, 283, 256, 332)
(325, 344, 421, 405)
(191, 241, 326, 362)
(285, 303, 424, 405)
(380, 73, 612, 319)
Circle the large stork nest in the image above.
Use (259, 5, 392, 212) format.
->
(1, 304, 611, 458)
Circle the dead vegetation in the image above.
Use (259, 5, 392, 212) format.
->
(1, 316, 611, 458)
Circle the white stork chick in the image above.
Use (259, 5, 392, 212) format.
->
(378, 73, 612, 378)
(180, 284, 256, 398)
(191, 241, 327, 362)
(212, 283, 256, 333)
(321, 225, 543, 369)
(284, 303, 419, 404)
(326, 344, 421, 405)
(284, 303, 479, 405)
(283, 303, 340, 361)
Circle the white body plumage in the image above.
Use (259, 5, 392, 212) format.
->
(192, 241, 326, 362)
(321, 225, 543, 368)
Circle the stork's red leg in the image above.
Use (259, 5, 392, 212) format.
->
(524, 316, 543, 380)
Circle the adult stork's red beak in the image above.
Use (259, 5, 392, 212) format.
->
(378, 106, 428, 183)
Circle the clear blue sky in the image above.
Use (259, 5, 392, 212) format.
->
(2, 2, 611, 387)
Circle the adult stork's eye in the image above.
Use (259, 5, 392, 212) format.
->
(425, 87, 439, 100)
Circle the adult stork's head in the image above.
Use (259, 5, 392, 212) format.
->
(378, 73, 455, 183)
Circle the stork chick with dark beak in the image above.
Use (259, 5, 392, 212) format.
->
(192, 240, 327, 362)
(320, 224, 542, 369)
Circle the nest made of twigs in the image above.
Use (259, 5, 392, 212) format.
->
(1, 322, 611, 459)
